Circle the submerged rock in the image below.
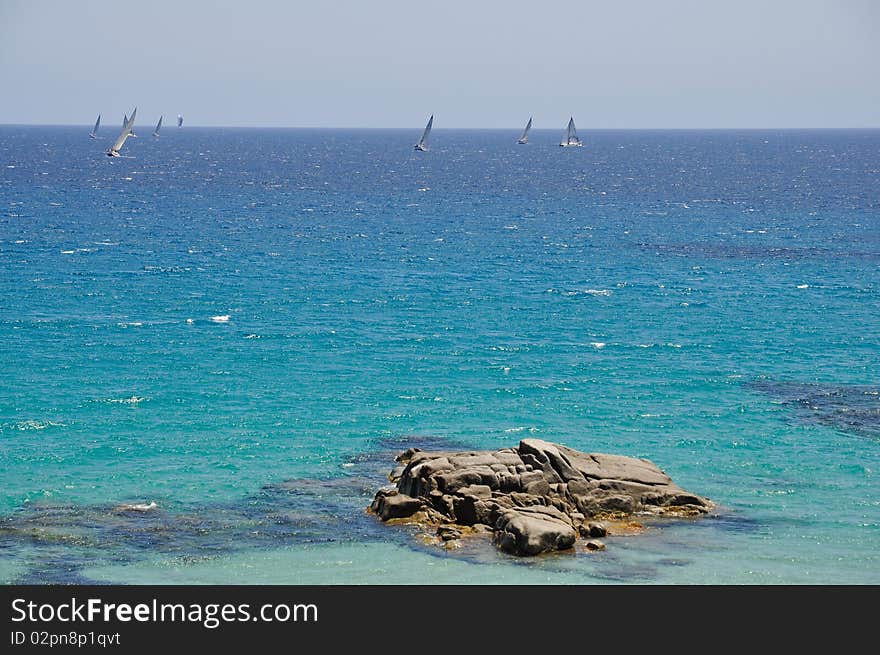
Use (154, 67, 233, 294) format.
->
(746, 380, 880, 440)
(369, 438, 714, 556)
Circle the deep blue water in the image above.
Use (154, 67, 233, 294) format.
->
(1, 125, 878, 584)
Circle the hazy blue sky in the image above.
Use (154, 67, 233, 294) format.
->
(1, 0, 877, 128)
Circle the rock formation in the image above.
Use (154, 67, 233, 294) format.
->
(370, 438, 714, 556)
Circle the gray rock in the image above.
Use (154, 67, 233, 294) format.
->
(523, 479, 553, 497)
(457, 484, 492, 500)
(437, 526, 461, 541)
(519, 438, 583, 482)
(520, 453, 564, 484)
(494, 505, 576, 556)
(588, 521, 607, 537)
(560, 448, 672, 486)
(578, 522, 607, 538)
(518, 469, 546, 489)
(370, 438, 713, 556)
(566, 479, 597, 496)
(372, 492, 423, 521)
(497, 472, 522, 493)
(452, 496, 495, 526)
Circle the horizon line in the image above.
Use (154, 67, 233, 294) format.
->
(2, 123, 880, 131)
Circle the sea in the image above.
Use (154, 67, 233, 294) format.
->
(1, 125, 878, 585)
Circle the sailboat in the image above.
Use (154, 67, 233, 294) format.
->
(559, 116, 582, 147)
(153, 115, 163, 137)
(517, 117, 532, 144)
(107, 107, 136, 157)
(124, 113, 138, 138)
(177, 115, 183, 128)
(413, 115, 433, 151)
(89, 114, 101, 139)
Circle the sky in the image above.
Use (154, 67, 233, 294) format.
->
(1, 0, 878, 128)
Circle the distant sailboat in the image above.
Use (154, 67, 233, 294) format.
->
(177, 114, 183, 128)
(107, 107, 136, 157)
(89, 114, 101, 139)
(559, 116, 582, 147)
(153, 115, 163, 137)
(414, 115, 433, 151)
(517, 116, 532, 144)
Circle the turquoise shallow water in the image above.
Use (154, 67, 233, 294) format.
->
(1, 126, 878, 584)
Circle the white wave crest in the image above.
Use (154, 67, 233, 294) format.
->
(11, 419, 66, 431)
(564, 289, 613, 297)
(106, 396, 145, 405)
(116, 501, 157, 512)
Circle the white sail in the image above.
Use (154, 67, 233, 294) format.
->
(124, 109, 138, 137)
(177, 115, 183, 127)
(107, 125, 131, 156)
(414, 115, 433, 151)
(517, 116, 532, 144)
(89, 114, 101, 139)
(108, 107, 136, 156)
(559, 116, 583, 147)
(125, 107, 137, 130)
(153, 115, 163, 137)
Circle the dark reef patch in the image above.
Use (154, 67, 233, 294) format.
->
(747, 380, 880, 439)
(0, 434, 475, 583)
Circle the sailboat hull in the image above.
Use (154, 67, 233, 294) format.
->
(414, 144, 428, 151)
